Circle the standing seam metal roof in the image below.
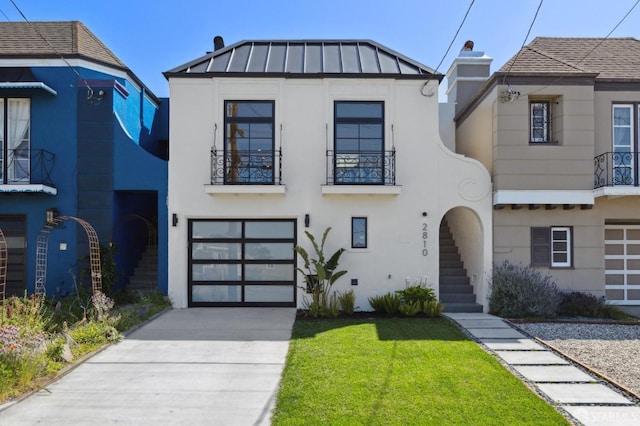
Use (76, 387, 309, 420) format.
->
(165, 40, 440, 79)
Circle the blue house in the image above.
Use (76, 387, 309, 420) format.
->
(0, 21, 168, 298)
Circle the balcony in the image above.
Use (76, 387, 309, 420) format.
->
(322, 150, 401, 195)
(205, 149, 285, 195)
(0, 149, 56, 195)
(594, 152, 640, 197)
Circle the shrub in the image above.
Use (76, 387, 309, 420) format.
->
(559, 291, 628, 320)
(398, 300, 421, 317)
(368, 292, 401, 314)
(489, 261, 561, 319)
(396, 278, 437, 310)
(423, 300, 446, 318)
(337, 289, 356, 315)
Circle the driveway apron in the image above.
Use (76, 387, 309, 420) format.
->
(0, 308, 296, 426)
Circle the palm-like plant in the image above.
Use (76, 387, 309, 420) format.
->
(294, 227, 347, 316)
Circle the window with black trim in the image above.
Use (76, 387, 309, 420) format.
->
(531, 226, 572, 268)
(334, 101, 384, 184)
(351, 217, 367, 248)
(0, 98, 30, 184)
(224, 101, 274, 184)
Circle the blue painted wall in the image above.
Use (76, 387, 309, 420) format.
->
(0, 64, 168, 298)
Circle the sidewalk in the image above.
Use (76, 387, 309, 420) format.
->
(0, 308, 296, 426)
(445, 313, 640, 426)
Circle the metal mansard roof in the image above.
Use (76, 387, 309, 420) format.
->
(164, 40, 441, 80)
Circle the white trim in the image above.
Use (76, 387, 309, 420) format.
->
(605, 224, 640, 303)
(594, 186, 640, 198)
(0, 82, 57, 95)
(0, 184, 57, 195)
(204, 185, 286, 195)
(550, 226, 571, 268)
(493, 190, 594, 205)
(321, 185, 402, 195)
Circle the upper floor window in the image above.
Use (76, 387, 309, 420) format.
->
(334, 101, 384, 184)
(530, 101, 551, 143)
(0, 98, 30, 184)
(612, 104, 635, 186)
(224, 101, 274, 184)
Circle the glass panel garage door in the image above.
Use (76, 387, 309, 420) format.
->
(605, 225, 640, 305)
(188, 219, 296, 307)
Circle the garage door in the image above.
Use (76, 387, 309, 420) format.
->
(605, 225, 640, 304)
(188, 219, 296, 307)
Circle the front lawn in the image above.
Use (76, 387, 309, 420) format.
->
(273, 317, 569, 425)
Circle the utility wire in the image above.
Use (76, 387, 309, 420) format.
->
(0, 8, 10, 21)
(521, 0, 640, 97)
(503, 0, 544, 81)
(421, 0, 475, 97)
(9, 0, 93, 94)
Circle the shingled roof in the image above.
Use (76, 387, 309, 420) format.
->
(499, 37, 640, 80)
(0, 21, 127, 70)
(165, 39, 441, 80)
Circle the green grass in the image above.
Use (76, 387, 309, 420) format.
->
(273, 317, 569, 426)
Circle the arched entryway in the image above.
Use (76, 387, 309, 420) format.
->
(439, 207, 488, 312)
(35, 216, 102, 297)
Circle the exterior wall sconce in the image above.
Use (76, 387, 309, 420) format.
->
(46, 208, 58, 223)
(172, 213, 179, 227)
(304, 214, 310, 228)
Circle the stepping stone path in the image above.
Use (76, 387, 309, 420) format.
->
(446, 313, 640, 426)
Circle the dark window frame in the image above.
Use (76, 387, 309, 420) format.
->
(334, 100, 385, 185)
(531, 226, 573, 268)
(223, 100, 275, 185)
(530, 100, 552, 143)
(351, 217, 367, 249)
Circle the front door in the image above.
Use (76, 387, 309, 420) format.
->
(0, 215, 26, 297)
(188, 219, 296, 307)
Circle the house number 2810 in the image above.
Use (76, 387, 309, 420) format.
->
(422, 223, 428, 256)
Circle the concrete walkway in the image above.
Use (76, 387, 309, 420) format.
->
(445, 313, 640, 426)
(0, 308, 296, 426)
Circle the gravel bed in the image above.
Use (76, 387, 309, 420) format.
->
(515, 322, 640, 397)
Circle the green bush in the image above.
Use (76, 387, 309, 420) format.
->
(558, 291, 628, 320)
(398, 300, 421, 317)
(489, 261, 561, 319)
(368, 292, 401, 314)
(423, 300, 446, 318)
(337, 289, 356, 315)
(396, 280, 436, 309)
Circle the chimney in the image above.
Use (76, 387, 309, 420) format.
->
(445, 41, 492, 114)
(213, 36, 225, 51)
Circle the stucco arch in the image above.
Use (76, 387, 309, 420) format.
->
(35, 216, 102, 297)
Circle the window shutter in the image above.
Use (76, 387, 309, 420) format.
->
(531, 227, 550, 267)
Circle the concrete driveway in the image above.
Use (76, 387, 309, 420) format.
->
(0, 308, 296, 426)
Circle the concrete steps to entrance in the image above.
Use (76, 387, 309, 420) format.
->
(440, 221, 483, 313)
(127, 246, 158, 294)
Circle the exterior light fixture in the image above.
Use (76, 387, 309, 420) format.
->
(304, 214, 310, 228)
(172, 213, 179, 227)
(46, 208, 58, 223)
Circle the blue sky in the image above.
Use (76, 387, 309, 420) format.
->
(4, 0, 640, 98)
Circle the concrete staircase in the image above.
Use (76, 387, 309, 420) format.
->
(439, 221, 483, 313)
(127, 246, 158, 294)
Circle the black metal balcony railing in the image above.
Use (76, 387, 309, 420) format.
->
(594, 152, 638, 188)
(1, 149, 56, 187)
(211, 149, 282, 185)
(326, 150, 396, 185)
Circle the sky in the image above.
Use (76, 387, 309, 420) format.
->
(3, 0, 640, 99)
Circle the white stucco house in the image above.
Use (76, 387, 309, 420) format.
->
(163, 38, 492, 311)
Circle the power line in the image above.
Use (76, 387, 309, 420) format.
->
(421, 0, 475, 97)
(521, 0, 640, 97)
(503, 0, 544, 80)
(9, 0, 94, 96)
(0, 8, 10, 21)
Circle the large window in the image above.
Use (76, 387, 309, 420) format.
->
(531, 226, 572, 268)
(224, 101, 274, 184)
(334, 101, 384, 184)
(0, 98, 30, 184)
(188, 219, 296, 306)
